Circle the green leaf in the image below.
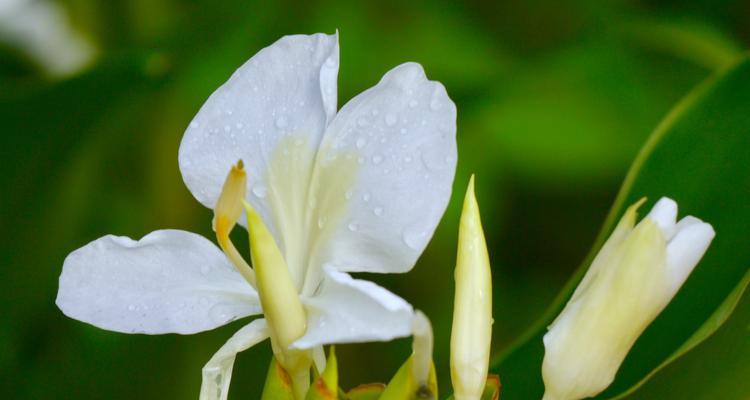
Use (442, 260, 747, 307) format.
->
(491, 56, 750, 399)
(481, 375, 502, 400)
(612, 268, 750, 398)
(378, 356, 438, 400)
(620, 272, 750, 399)
(346, 384, 385, 400)
(260, 358, 295, 400)
(305, 347, 338, 400)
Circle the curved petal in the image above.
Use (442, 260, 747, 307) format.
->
(304, 62, 456, 281)
(293, 267, 414, 349)
(56, 230, 260, 334)
(200, 319, 269, 400)
(179, 32, 340, 238)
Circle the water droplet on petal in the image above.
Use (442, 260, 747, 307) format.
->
(127, 304, 136, 311)
(345, 190, 353, 200)
(373, 207, 384, 217)
(385, 113, 397, 127)
(372, 154, 384, 164)
(317, 216, 327, 228)
(252, 184, 268, 198)
(362, 192, 371, 202)
(402, 226, 428, 250)
(209, 303, 238, 325)
(348, 222, 359, 232)
(408, 99, 418, 108)
(356, 137, 367, 149)
(275, 117, 288, 129)
(357, 117, 369, 127)
(430, 95, 442, 111)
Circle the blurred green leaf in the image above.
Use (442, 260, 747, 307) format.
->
(491, 56, 750, 399)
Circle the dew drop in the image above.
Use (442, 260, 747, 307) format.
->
(317, 216, 327, 228)
(345, 190, 354, 200)
(402, 227, 428, 250)
(236, 122, 244, 129)
(400, 128, 408, 135)
(189, 121, 199, 129)
(362, 192, 371, 202)
(356, 137, 367, 149)
(430, 95, 442, 111)
(127, 304, 137, 311)
(252, 184, 268, 198)
(408, 99, 418, 108)
(373, 207, 384, 217)
(209, 304, 235, 325)
(348, 222, 359, 232)
(357, 117, 369, 127)
(371, 109, 380, 116)
(224, 125, 231, 132)
(385, 113, 398, 127)
(372, 154, 384, 164)
(275, 117, 288, 129)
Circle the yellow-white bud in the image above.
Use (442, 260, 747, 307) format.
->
(451, 176, 493, 400)
(542, 197, 715, 400)
(244, 201, 310, 398)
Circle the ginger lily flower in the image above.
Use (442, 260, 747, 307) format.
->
(56, 32, 457, 400)
(541, 197, 715, 400)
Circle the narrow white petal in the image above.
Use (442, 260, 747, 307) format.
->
(292, 267, 414, 348)
(200, 319, 269, 400)
(647, 197, 678, 239)
(56, 230, 260, 334)
(309, 62, 456, 278)
(665, 220, 715, 295)
(179, 33, 339, 239)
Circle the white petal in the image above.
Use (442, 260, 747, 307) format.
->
(647, 197, 678, 239)
(200, 319, 269, 400)
(309, 62, 457, 278)
(179, 33, 339, 237)
(56, 230, 260, 334)
(293, 267, 414, 348)
(665, 218, 715, 295)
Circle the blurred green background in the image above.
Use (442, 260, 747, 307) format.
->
(1, 0, 748, 398)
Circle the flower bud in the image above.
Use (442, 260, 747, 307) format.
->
(244, 201, 310, 398)
(542, 197, 715, 400)
(451, 176, 493, 400)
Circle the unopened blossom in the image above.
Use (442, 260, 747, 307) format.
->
(56, 32, 457, 400)
(451, 176, 493, 400)
(542, 197, 715, 400)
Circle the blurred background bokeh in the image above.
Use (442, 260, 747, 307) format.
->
(1, 0, 748, 398)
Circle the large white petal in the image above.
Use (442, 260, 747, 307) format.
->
(293, 267, 414, 348)
(56, 229, 260, 334)
(179, 32, 339, 239)
(305, 62, 456, 281)
(200, 319, 269, 400)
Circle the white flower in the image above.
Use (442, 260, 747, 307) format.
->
(56, 32, 457, 400)
(542, 197, 715, 400)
